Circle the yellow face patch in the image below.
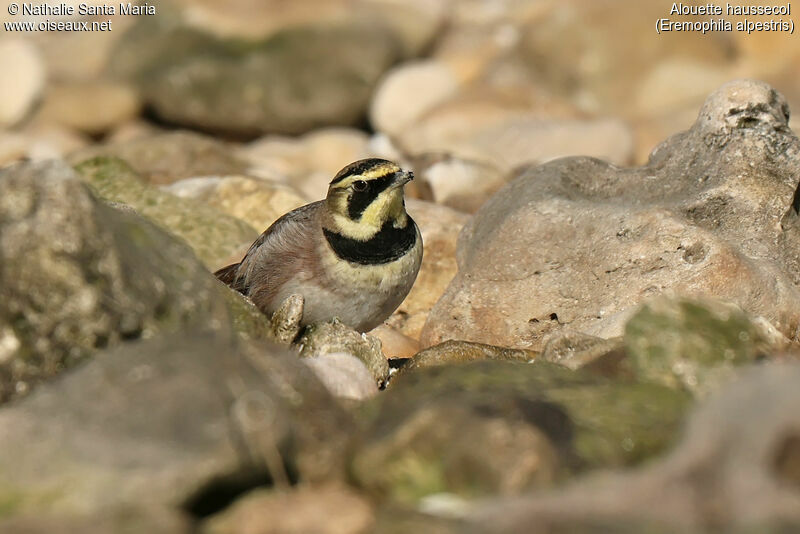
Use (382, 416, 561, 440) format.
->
(325, 159, 409, 239)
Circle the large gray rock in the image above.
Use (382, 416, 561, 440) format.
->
(0, 160, 230, 403)
(468, 363, 800, 533)
(423, 80, 800, 350)
(0, 331, 354, 519)
(110, 16, 401, 136)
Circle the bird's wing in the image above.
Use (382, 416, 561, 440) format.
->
(234, 200, 324, 306)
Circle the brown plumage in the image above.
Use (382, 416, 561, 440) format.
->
(215, 159, 423, 332)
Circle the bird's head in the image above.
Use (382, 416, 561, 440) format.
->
(325, 158, 413, 239)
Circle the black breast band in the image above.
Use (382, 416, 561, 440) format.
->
(324, 219, 417, 265)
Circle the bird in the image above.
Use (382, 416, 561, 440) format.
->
(215, 158, 423, 333)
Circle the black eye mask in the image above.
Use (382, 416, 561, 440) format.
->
(347, 172, 398, 220)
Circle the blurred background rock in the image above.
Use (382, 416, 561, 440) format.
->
(3, 0, 800, 181)
(4, 2, 800, 533)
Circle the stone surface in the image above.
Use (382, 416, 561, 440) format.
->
(540, 331, 626, 374)
(386, 200, 468, 340)
(360, 0, 448, 57)
(423, 80, 800, 350)
(298, 320, 389, 386)
(625, 297, 786, 397)
(517, 0, 735, 116)
(370, 60, 461, 137)
(163, 175, 308, 233)
(242, 128, 373, 200)
(218, 285, 275, 343)
(0, 506, 190, 534)
(73, 157, 258, 270)
(0, 39, 45, 127)
(398, 107, 634, 171)
(201, 484, 374, 534)
(370, 324, 420, 360)
(0, 124, 89, 167)
(110, 17, 401, 136)
(0, 160, 229, 403)
(469, 363, 800, 533)
(267, 294, 305, 345)
(303, 353, 379, 401)
(410, 153, 510, 213)
(353, 361, 690, 502)
(404, 340, 534, 372)
(0, 332, 354, 518)
(37, 81, 142, 135)
(372, 507, 464, 534)
(68, 131, 249, 185)
(169, 0, 351, 39)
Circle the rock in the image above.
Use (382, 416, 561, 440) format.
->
(373, 507, 464, 534)
(68, 131, 248, 185)
(469, 363, 800, 533)
(360, 0, 448, 57)
(410, 153, 509, 213)
(0, 39, 45, 127)
(0, 331, 354, 518)
(218, 285, 275, 343)
(0, 506, 190, 534)
(633, 59, 732, 120)
(37, 81, 142, 135)
(0, 160, 230, 403)
(242, 128, 373, 200)
(370, 324, 420, 360)
(303, 353, 379, 401)
(540, 331, 629, 377)
(385, 200, 468, 340)
(423, 80, 800, 350)
(22, 10, 134, 82)
(170, 0, 352, 39)
(0, 124, 89, 167)
(268, 294, 305, 345)
(517, 0, 735, 116)
(110, 17, 401, 136)
(404, 340, 534, 372)
(370, 60, 461, 137)
(163, 175, 308, 233)
(73, 156, 258, 270)
(298, 320, 389, 385)
(353, 361, 690, 502)
(201, 484, 374, 534)
(385, 82, 627, 171)
(397, 106, 634, 171)
(624, 297, 785, 398)
(105, 119, 165, 145)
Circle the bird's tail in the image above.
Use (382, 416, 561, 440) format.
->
(214, 263, 245, 292)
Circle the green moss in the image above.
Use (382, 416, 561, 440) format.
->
(354, 361, 693, 502)
(625, 297, 767, 397)
(382, 455, 448, 503)
(74, 156, 257, 269)
(218, 285, 273, 342)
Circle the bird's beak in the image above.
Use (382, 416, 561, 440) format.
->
(392, 170, 413, 187)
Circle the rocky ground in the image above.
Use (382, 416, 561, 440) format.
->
(2, 1, 800, 533)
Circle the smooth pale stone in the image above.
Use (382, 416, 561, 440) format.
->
(370, 60, 460, 136)
(0, 39, 46, 127)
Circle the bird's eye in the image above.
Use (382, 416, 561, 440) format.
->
(353, 180, 368, 192)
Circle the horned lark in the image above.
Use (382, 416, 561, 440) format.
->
(215, 158, 423, 333)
